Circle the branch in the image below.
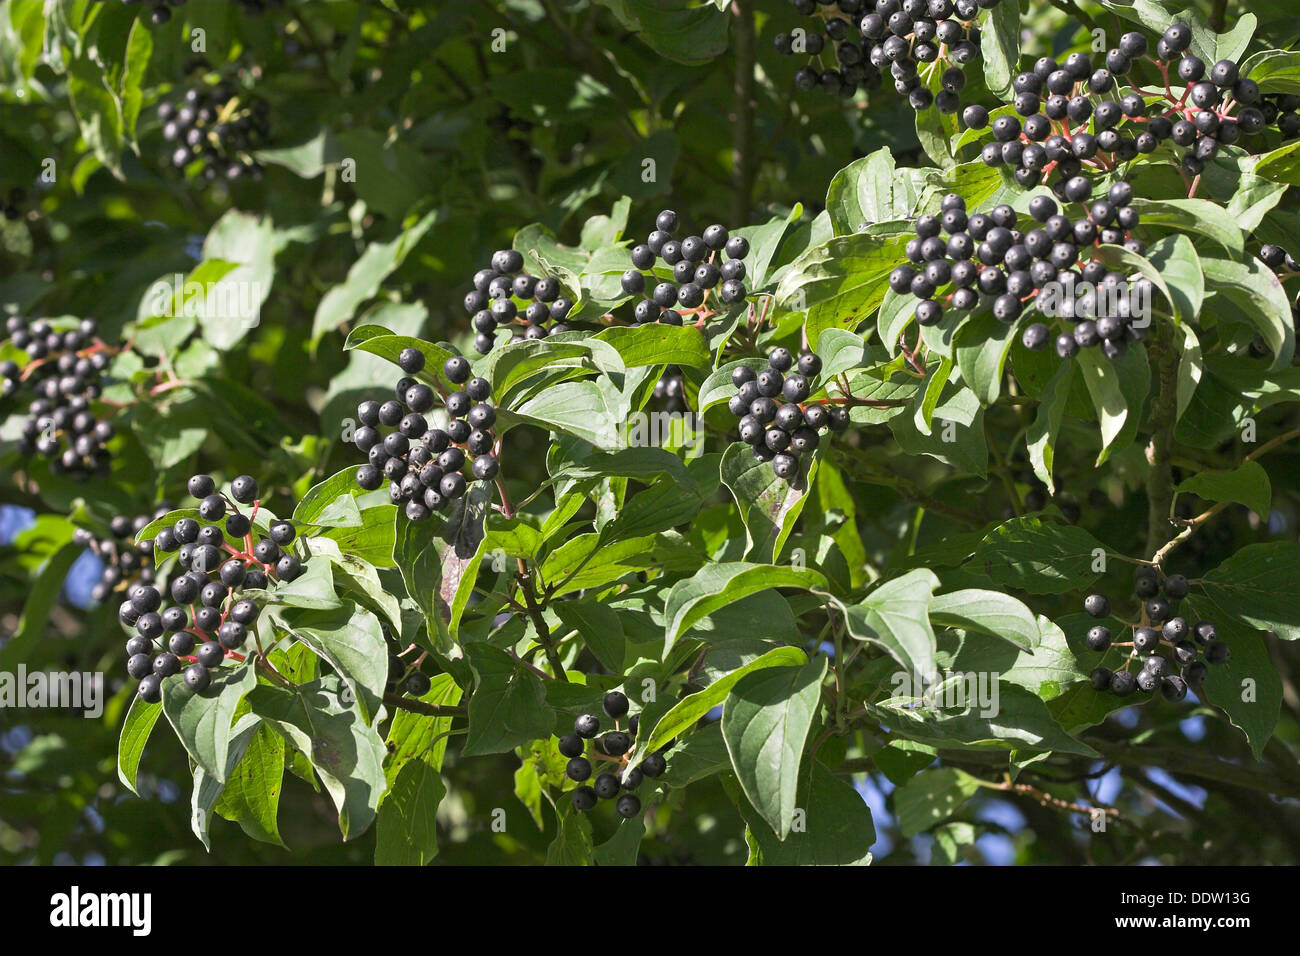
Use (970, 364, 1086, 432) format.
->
(382, 694, 465, 719)
(1151, 425, 1300, 566)
(1144, 321, 1181, 556)
(833, 738, 1300, 800)
(517, 571, 567, 681)
(730, 0, 756, 224)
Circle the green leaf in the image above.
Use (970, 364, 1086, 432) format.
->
(1197, 542, 1300, 641)
(1177, 460, 1272, 520)
(932, 822, 978, 864)
(248, 676, 388, 841)
(383, 673, 463, 789)
(1200, 255, 1296, 369)
(825, 148, 932, 235)
(720, 441, 818, 564)
(117, 694, 161, 796)
(193, 211, 284, 350)
(895, 767, 984, 837)
(462, 644, 556, 757)
(871, 683, 1097, 756)
(546, 808, 594, 865)
(662, 562, 827, 655)
(1145, 234, 1204, 326)
(723, 655, 828, 839)
(658, 721, 731, 787)
(161, 660, 258, 784)
(312, 210, 440, 341)
(954, 310, 1017, 406)
(118, 17, 151, 143)
(191, 714, 263, 851)
(1128, 198, 1244, 255)
(594, 324, 710, 368)
(1025, 359, 1075, 494)
(267, 557, 344, 612)
(1183, 595, 1281, 759)
(0, 540, 80, 670)
(65, 52, 124, 179)
(1242, 48, 1300, 95)
(213, 723, 287, 849)
(967, 517, 1108, 595)
(393, 483, 491, 650)
(978, 0, 1019, 99)
(477, 338, 603, 403)
(775, 232, 909, 341)
(738, 761, 874, 866)
(554, 601, 627, 673)
(947, 615, 1087, 701)
(294, 465, 374, 526)
(513, 379, 629, 451)
(275, 604, 388, 724)
(374, 758, 446, 866)
(1075, 344, 1151, 465)
(593, 817, 645, 866)
(929, 588, 1040, 651)
(632, 646, 809, 770)
(843, 569, 940, 677)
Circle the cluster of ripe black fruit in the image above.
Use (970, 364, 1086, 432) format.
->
(774, 0, 1001, 106)
(159, 82, 269, 182)
(891, 191, 1153, 361)
(1258, 93, 1300, 140)
(652, 366, 688, 414)
(621, 210, 751, 325)
(2, 316, 116, 481)
(386, 652, 433, 697)
(965, 24, 1274, 187)
(729, 347, 848, 480)
(1082, 566, 1229, 702)
(73, 505, 174, 604)
(121, 474, 299, 703)
(464, 248, 574, 355)
(561, 692, 669, 818)
(352, 349, 500, 521)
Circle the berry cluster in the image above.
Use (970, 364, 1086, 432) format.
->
(73, 505, 174, 604)
(966, 24, 1275, 187)
(386, 652, 433, 697)
(2, 316, 116, 481)
(352, 349, 500, 521)
(621, 210, 750, 325)
(122, 473, 299, 703)
(1258, 93, 1300, 140)
(159, 82, 269, 182)
(464, 248, 573, 355)
(561, 692, 668, 818)
(891, 192, 1153, 362)
(774, 0, 999, 107)
(1081, 566, 1229, 701)
(652, 366, 688, 413)
(729, 347, 848, 480)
